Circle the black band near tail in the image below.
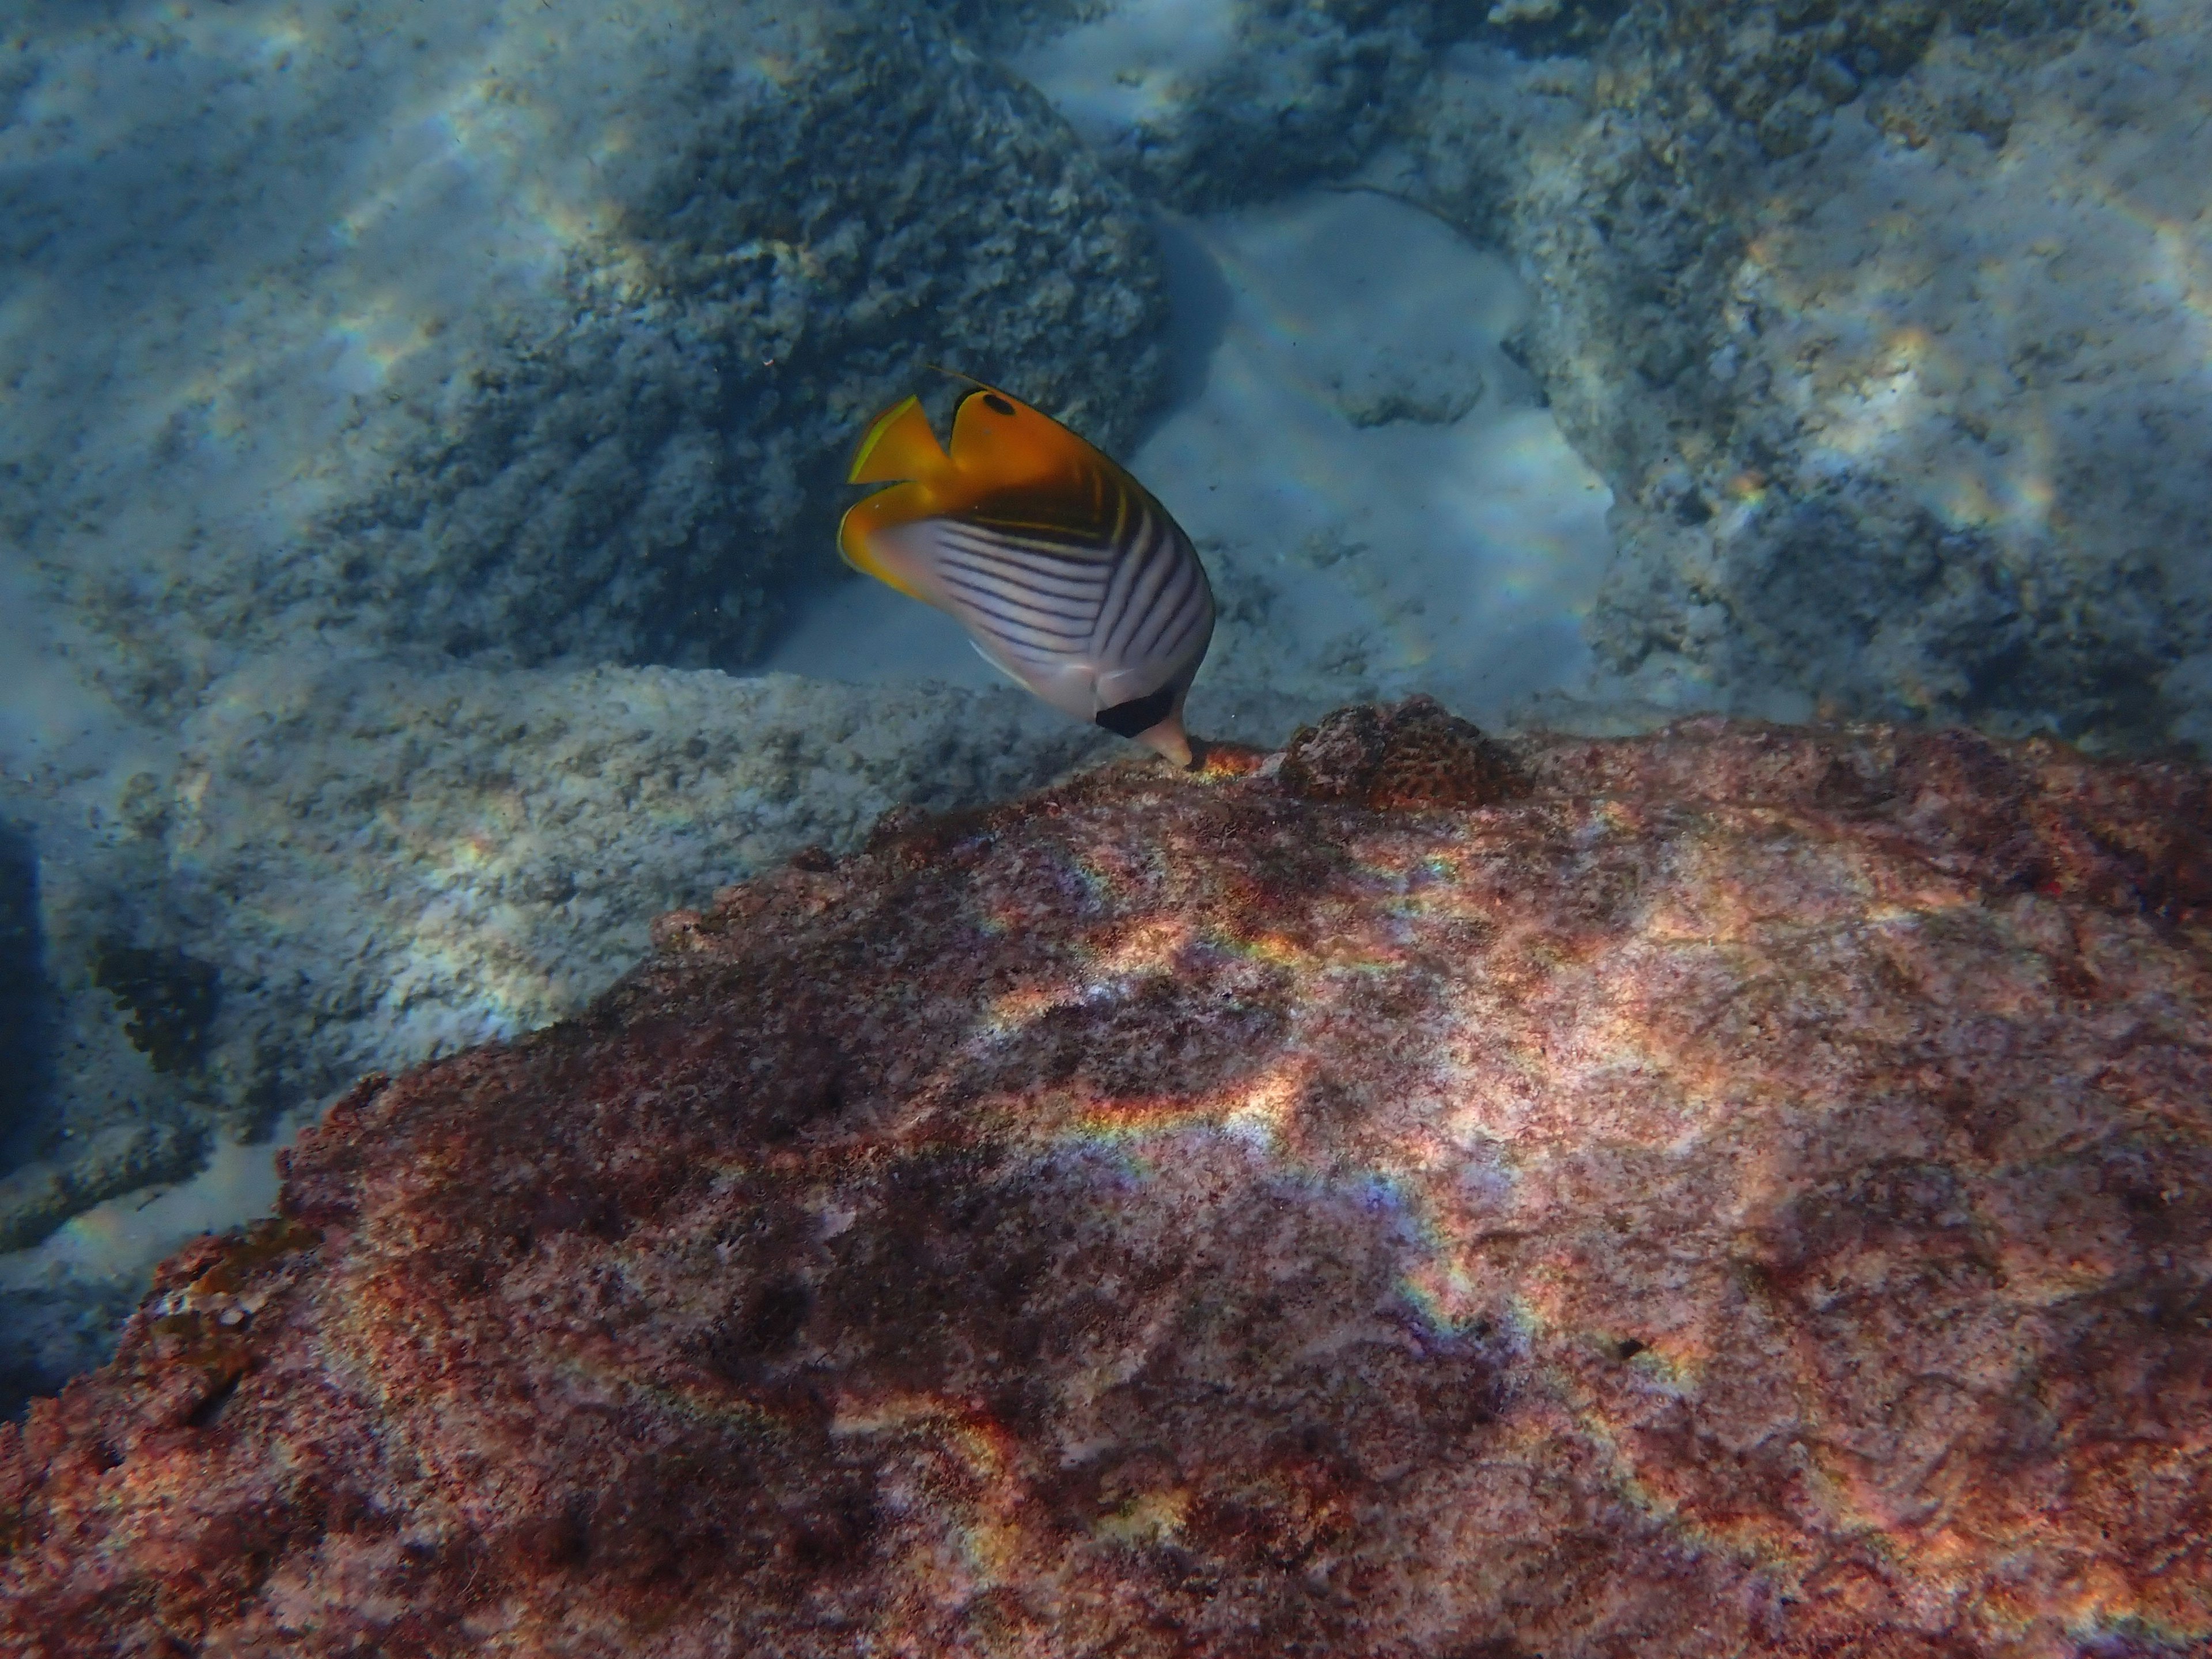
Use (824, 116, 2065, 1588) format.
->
(1096, 681, 1179, 738)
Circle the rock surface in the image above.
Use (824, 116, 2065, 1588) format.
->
(5, 703, 2210, 1655)
(3, 0, 1166, 712)
(1395, 0, 2212, 746)
(2, 0, 1599, 1281)
(0, 0, 1172, 1258)
(0, 662, 1109, 1264)
(1002, 0, 1460, 208)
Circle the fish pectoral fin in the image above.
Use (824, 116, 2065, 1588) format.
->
(848, 396, 952, 485)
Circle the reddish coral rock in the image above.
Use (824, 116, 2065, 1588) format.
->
(1277, 692, 1523, 810)
(5, 713, 2211, 1657)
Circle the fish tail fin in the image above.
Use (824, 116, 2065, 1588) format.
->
(848, 395, 952, 485)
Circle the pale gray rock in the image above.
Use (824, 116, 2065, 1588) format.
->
(119, 660, 1117, 1147)
(3, 654, 1115, 1255)
(0, 0, 1173, 1258)
(1005, 0, 1463, 208)
(1393, 0, 2212, 747)
(2, 0, 1169, 716)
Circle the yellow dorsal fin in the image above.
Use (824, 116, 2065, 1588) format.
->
(847, 395, 951, 485)
(946, 384, 1101, 492)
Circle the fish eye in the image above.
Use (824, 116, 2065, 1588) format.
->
(982, 393, 1016, 416)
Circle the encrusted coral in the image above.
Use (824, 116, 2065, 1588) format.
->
(1275, 694, 1524, 810)
(4, 710, 2209, 1656)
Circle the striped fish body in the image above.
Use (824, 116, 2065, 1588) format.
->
(836, 383, 1214, 766)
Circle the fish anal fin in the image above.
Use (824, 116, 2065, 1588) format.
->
(849, 396, 952, 486)
(1099, 679, 1196, 766)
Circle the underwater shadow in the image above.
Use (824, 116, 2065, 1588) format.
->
(1139, 210, 1236, 439)
(0, 819, 55, 1175)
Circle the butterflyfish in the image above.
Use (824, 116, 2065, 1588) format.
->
(836, 378, 1215, 767)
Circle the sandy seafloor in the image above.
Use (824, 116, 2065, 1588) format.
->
(2, 0, 2208, 1408)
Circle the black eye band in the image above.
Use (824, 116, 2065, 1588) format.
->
(982, 393, 1016, 416)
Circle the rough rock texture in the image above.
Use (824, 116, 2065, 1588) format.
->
(1592, 0, 2106, 142)
(6, 705, 2210, 1655)
(1396, 0, 2212, 745)
(0, 1123, 207, 1259)
(150, 660, 1113, 1124)
(2, 0, 1167, 713)
(0, 662, 1110, 1255)
(1274, 692, 1525, 808)
(1003, 0, 1475, 208)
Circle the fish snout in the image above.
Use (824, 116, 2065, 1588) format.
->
(1133, 712, 1195, 768)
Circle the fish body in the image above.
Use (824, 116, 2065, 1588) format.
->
(836, 380, 1214, 766)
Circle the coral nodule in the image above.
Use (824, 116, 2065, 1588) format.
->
(6, 703, 2211, 1657)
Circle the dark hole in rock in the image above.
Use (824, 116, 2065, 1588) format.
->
(1445, 1638, 1539, 1659)
(185, 1370, 243, 1429)
(0, 820, 55, 1172)
(692, 1267, 816, 1382)
(779, 1483, 877, 1575)
(528, 1190, 626, 1242)
(755, 1046, 846, 1142)
(741, 1275, 813, 1357)
(499, 1498, 592, 1573)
